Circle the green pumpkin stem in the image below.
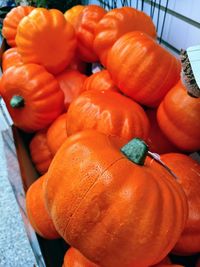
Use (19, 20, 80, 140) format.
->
(121, 138, 148, 166)
(10, 95, 24, 108)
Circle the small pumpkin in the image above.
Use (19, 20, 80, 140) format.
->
(66, 90, 150, 141)
(56, 69, 87, 109)
(107, 31, 181, 107)
(26, 175, 59, 239)
(2, 6, 35, 47)
(29, 130, 53, 174)
(16, 8, 77, 74)
(2, 48, 23, 72)
(64, 5, 84, 29)
(44, 130, 188, 267)
(47, 112, 68, 156)
(161, 153, 200, 255)
(157, 80, 200, 152)
(82, 70, 118, 92)
(94, 7, 156, 66)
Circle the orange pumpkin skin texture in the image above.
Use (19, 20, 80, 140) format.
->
(47, 113, 68, 156)
(44, 130, 188, 267)
(2, 6, 34, 47)
(160, 153, 200, 255)
(157, 81, 200, 152)
(76, 5, 106, 62)
(2, 48, 23, 72)
(94, 7, 156, 66)
(0, 64, 64, 132)
(29, 130, 53, 174)
(107, 31, 181, 107)
(82, 70, 118, 92)
(16, 8, 77, 74)
(64, 5, 84, 29)
(66, 90, 150, 141)
(56, 69, 87, 109)
(26, 175, 59, 239)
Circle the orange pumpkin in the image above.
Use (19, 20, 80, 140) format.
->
(56, 69, 87, 109)
(29, 130, 53, 174)
(47, 113, 68, 156)
(44, 130, 188, 267)
(16, 8, 77, 74)
(94, 7, 156, 66)
(76, 5, 106, 62)
(82, 70, 118, 92)
(64, 5, 84, 29)
(0, 64, 64, 132)
(2, 48, 23, 72)
(107, 31, 181, 107)
(66, 90, 150, 141)
(157, 80, 200, 152)
(2, 6, 34, 47)
(161, 153, 200, 255)
(26, 175, 59, 239)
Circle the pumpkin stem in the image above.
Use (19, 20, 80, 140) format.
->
(121, 138, 148, 166)
(10, 95, 24, 108)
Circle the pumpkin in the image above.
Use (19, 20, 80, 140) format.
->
(0, 64, 64, 132)
(76, 5, 106, 62)
(2, 6, 35, 47)
(94, 7, 156, 66)
(2, 48, 23, 72)
(107, 31, 181, 107)
(157, 80, 200, 152)
(29, 130, 53, 174)
(160, 153, 200, 255)
(66, 90, 150, 141)
(47, 112, 68, 156)
(26, 175, 59, 239)
(56, 69, 87, 109)
(64, 5, 84, 29)
(44, 130, 188, 267)
(68, 55, 88, 74)
(82, 70, 118, 92)
(146, 109, 179, 154)
(16, 8, 77, 74)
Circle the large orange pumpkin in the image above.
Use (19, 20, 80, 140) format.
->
(0, 64, 64, 132)
(157, 80, 200, 152)
(107, 31, 181, 107)
(66, 90, 150, 141)
(2, 48, 23, 72)
(44, 130, 188, 267)
(94, 7, 156, 66)
(161, 153, 200, 255)
(64, 5, 84, 29)
(16, 8, 77, 74)
(2, 6, 34, 47)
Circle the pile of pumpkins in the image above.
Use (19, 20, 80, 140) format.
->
(0, 3, 200, 267)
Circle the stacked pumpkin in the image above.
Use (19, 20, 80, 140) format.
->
(0, 3, 200, 267)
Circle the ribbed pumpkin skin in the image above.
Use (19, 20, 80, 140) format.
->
(64, 5, 84, 28)
(47, 113, 68, 156)
(66, 90, 150, 141)
(2, 48, 23, 72)
(94, 7, 156, 66)
(157, 81, 200, 152)
(161, 153, 200, 255)
(82, 70, 118, 92)
(26, 175, 59, 239)
(16, 8, 77, 74)
(2, 6, 34, 47)
(76, 5, 106, 62)
(0, 64, 64, 132)
(107, 31, 181, 107)
(29, 130, 53, 174)
(44, 130, 187, 267)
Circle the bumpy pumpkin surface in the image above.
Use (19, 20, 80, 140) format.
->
(157, 80, 200, 152)
(66, 90, 150, 141)
(0, 64, 64, 132)
(16, 8, 77, 74)
(64, 5, 84, 28)
(94, 7, 156, 66)
(26, 175, 59, 239)
(107, 31, 181, 107)
(2, 6, 34, 47)
(44, 130, 188, 267)
(161, 153, 200, 255)
(2, 48, 23, 72)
